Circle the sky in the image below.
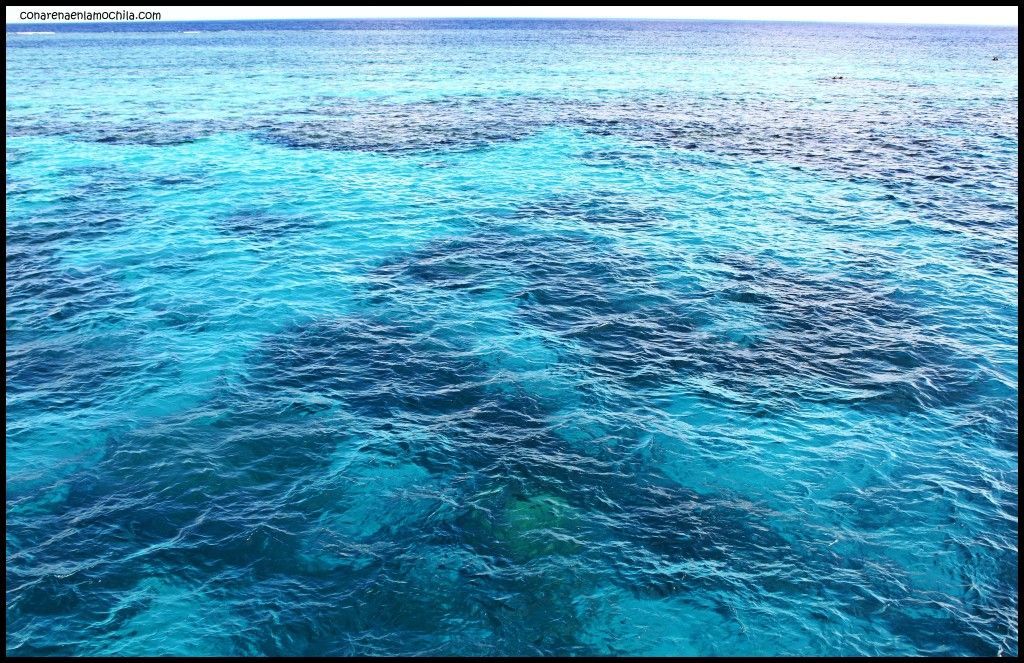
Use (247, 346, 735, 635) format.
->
(5, 5, 1019, 26)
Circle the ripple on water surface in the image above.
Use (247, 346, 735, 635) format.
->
(5, 19, 1019, 657)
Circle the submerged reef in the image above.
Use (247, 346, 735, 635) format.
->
(5, 19, 1017, 658)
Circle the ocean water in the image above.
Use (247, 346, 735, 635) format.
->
(5, 19, 1018, 656)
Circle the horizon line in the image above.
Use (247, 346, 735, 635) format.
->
(7, 16, 1020, 28)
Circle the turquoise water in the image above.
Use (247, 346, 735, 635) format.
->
(5, 19, 1018, 656)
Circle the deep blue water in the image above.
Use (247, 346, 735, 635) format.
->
(5, 19, 1018, 656)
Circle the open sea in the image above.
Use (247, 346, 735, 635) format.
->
(5, 19, 1019, 656)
